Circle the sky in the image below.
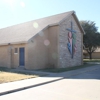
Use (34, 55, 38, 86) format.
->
(0, 0, 100, 32)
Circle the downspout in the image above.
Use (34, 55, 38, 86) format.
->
(8, 43, 13, 68)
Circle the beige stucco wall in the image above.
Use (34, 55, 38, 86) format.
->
(84, 52, 100, 59)
(92, 52, 100, 59)
(0, 45, 10, 68)
(58, 15, 83, 68)
(48, 26, 59, 68)
(27, 28, 49, 69)
(27, 25, 59, 69)
(0, 44, 27, 68)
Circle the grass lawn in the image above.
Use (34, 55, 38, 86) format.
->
(39, 64, 95, 73)
(83, 59, 100, 62)
(0, 67, 38, 84)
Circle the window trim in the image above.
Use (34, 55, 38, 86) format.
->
(14, 48, 18, 54)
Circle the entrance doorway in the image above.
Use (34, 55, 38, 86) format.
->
(19, 48, 25, 66)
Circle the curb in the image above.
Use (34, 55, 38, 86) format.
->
(0, 78, 63, 96)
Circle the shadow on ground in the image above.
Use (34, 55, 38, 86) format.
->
(0, 65, 100, 96)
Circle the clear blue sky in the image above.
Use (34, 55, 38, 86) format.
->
(0, 0, 100, 32)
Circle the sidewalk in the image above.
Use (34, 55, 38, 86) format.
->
(0, 64, 100, 96)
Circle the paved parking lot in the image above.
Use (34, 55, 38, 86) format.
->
(69, 68, 100, 79)
(0, 65, 100, 100)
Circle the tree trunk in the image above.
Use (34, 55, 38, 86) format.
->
(89, 53, 92, 59)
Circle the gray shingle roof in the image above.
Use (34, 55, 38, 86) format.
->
(95, 48, 100, 52)
(0, 11, 74, 45)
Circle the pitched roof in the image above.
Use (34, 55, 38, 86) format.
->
(95, 48, 100, 52)
(83, 48, 100, 53)
(0, 11, 83, 45)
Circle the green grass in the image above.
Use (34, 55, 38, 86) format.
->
(39, 64, 95, 73)
(83, 59, 100, 62)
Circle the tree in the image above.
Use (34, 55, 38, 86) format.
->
(80, 20, 100, 59)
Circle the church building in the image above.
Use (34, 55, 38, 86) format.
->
(0, 11, 84, 69)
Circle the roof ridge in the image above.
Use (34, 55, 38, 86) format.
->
(0, 11, 74, 30)
(0, 11, 74, 45)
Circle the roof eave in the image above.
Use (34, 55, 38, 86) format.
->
(0, 41, 27, 46)
(58, 11, 74, 25)
(72, 12, 85, 34)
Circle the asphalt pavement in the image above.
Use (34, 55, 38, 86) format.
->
(0, 64, 100, 100)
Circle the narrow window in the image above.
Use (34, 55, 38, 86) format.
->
(15, 48, 18, 54)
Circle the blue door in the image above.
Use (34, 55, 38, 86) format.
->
(19, 48, 25, 66)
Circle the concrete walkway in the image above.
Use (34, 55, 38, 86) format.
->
(0, 64, 100, 96)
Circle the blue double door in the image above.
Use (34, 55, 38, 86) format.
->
(19, 48, 25, 66)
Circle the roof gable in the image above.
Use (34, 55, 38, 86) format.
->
(0, 11, 83, 45)
(72, 12, 85, 34)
